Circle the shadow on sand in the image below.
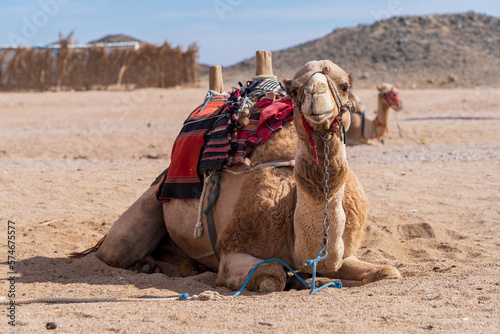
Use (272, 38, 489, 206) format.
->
(1, 253, 229, 296)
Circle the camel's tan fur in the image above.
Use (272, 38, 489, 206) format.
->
(346, 83, 402, 145)
(88, 60, 401, 292)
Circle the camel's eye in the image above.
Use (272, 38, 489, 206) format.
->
(339, 84, 349, 93)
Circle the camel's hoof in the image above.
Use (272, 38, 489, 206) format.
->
(247, 262, 287, 292)
(285, 272, 311, 291)
(130, 255, 162, 274)
(362, 266, 401, 284)
(178, 259, 201, 277)
(142, 264, 152, 273)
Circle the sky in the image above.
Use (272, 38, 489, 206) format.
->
(0, 0, 499, 66)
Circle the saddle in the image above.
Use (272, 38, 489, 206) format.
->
(157, 78, 293, 201)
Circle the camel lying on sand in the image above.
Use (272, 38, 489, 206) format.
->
(345, 83, 403, 145)
(74, 59, 401, 292)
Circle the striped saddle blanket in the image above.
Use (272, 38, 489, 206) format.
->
(158, 82, 293, 201)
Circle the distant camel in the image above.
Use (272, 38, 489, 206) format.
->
(73, 60, 401, 292)
(346, 83, 403, 145)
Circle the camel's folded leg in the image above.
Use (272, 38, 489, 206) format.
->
(132, 236, 207, 277)
(332, 255, 401, 287)
(216, 253, 287, 292)
(97, 183, 167, 268)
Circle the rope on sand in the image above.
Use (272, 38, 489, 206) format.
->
(0, 296, 181, 305)
(0, 290, 232, 305)
(394, 112, 422, 145)
(180, 291, 232, 301)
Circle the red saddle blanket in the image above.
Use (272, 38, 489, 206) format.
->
(232, 94, 293, 164)
(157, 93, 293, 201)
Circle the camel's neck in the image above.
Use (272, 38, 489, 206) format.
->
(294, 133, 348, 204)
(292, 131, 348, 272)
(372, 97, 391, 138)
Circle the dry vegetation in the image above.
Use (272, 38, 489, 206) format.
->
(0, 35, 199, 91)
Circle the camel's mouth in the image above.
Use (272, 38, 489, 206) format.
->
(383, 90, 403, 111)
(391, 101, 403, 111)
(304, 112, 333, 124)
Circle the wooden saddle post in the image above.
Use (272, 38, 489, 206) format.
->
(255, 50, 274, 78)
(209, 65, 224, 93)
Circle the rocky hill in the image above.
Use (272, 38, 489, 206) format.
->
(88, 34, 143, 44)
(225, 12, 500, 88)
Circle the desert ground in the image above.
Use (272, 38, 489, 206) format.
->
(0, 85, 499, 333)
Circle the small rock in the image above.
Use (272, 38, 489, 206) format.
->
(46, 322, 57, 330)
(258, 322, 273, 327)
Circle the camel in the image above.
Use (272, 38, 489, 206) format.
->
(345, 83, 403, 145)
(74, 58, 401, 292)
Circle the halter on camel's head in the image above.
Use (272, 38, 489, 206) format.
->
(378, 83, 403, 111)
(283, 60, 356, 163)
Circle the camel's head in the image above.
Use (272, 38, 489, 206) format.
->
(377, 83, 403, 111)
(283, 60, 354, 134)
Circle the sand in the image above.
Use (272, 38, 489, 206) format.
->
(0, 86, 499, 333)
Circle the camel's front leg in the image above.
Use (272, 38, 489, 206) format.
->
(332, 255, 401, 287)
(216, 253, 287, 292)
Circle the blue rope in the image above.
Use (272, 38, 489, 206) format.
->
(178, 293, 189, 300)
(306, 249, 342, 294)
(232, 248, 341, 298)
(232, 259, 308, 298)
(178, 249, 341, 300)
(199, 91, 213, 113)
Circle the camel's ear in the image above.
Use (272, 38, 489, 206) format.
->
(377, 85, 382, 91)
(283, 78, 300, 100)
(348, 73, 354, 88)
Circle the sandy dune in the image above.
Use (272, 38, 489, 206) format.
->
(1, 86, 499, 333)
